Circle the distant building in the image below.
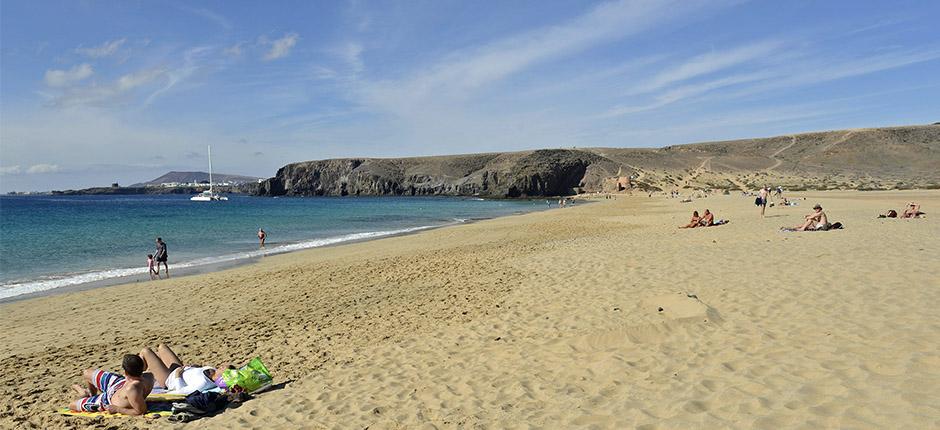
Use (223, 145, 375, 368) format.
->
(111, 183, 120, 188)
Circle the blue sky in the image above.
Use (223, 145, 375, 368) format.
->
(1, 0, 938, 192)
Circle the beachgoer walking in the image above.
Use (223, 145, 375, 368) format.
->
(147, 254, 157, 280)
(154, 237, 169, 279)
(258, 228, 266, 248)
(69, 355, 154, 415)
(757, 187, 769, 217)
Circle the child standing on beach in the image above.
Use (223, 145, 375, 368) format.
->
(147, 254, 157, 280)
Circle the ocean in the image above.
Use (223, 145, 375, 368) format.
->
(0, 194, 547, 300)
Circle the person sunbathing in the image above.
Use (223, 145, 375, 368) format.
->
(139, 343, 229, 394)
(791, 204, 829, 231)
(901, 203, 924, 218)
(699, 209, 715, 227)
(680, 211, 701, 228)
(70, 354, 154, 414)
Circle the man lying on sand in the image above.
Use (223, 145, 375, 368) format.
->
(70, 354, 154, 414)
(140, 343, 230, 394)
(790, 204, 829, 231)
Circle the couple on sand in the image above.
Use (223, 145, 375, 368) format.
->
(69, 344, 230, 415)
(679, 209, 727, 228)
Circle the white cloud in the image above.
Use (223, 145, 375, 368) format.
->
(75, 38, 126, 58)
(0, 165, 22, 175)
(262, 33, 299, 60)
(359, 0, 721, 116)
(44, 63, 94, 87)
(629, 40, 783, 94)
(224, 42, 244, 57)
(26, 164, 60, 174)
(337, 42, 363, 73)
(179, 6, 232, 30)
(48, 67, 167, 108)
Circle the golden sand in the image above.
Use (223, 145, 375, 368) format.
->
(1, 190, 938, 429)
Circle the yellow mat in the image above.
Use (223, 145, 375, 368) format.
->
(146, 392, 187, 401)
(57, 408, 172, 418)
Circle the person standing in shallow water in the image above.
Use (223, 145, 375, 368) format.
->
(258, 228, 266, 248)
(154, 237, 169, 279)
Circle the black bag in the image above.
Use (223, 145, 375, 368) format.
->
(184, 391, 229, 415)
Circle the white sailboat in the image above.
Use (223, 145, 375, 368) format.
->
(190, 145, 229, 201)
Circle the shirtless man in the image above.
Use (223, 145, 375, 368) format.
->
(699, 209, 715, 227)
(792, 204, 829, 231)
(70, 354, 154, 415)
(680, 211, 701, 228)
(258, 228, 266, 248)
(757, 187, 769, 217)
(901, 202, 923, 218)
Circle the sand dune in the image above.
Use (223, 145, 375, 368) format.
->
(1, 190, 938, 429)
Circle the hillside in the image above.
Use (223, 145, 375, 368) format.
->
(132, 171, 261, 186)
(256, 125, 940, 197)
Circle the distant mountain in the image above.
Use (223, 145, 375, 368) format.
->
(132, 171, 261, 187)
(256, 124, 940, 197)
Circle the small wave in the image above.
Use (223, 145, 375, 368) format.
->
(0, 224, 444, 300)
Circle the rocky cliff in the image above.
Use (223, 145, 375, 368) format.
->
(257, 125, 940, 197)
(257, 149, 620, 197)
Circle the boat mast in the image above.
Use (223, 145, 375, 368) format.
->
(208, 145, 213, 194)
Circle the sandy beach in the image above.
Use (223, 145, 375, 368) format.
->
(1, 190, 938, 429)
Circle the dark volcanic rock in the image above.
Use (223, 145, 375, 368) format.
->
(257, 149, 616, 198)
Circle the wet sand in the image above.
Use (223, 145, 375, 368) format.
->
(1, 190, 938, 429)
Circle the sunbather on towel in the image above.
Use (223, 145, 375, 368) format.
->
(901, 202, 924, 218)
(70, 354, 154, 415)
(139, 343, 226, 395)
(680, 211, 701, 228)
(699, 209, 715, 227)
(790, 204, 829, 231)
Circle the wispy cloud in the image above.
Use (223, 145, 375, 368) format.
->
(179, 6, 233, 30)
(336, 42, 364, 73)
(26, 163, 60, 174)
(361, 0, 724, 115)
(0, 165, 22, 175)
(47, 67, 166, 108)
(604, 71, 774, 117)
(262, 33, 299, 61)
(224, 42, 244, 57)
(628, 40, 784, 94)
(75, 38, 126, 58)
(44, 63, 93, 87)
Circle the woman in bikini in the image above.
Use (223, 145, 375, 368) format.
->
(139, 344, 233, 394)
(680, 211, 701, 228)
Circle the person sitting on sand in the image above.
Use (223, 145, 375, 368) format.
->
(70, 354, 154, 414)
(878, 209, 898, 218)
(139, 343, 229, 395)
(680, 211, 701, 228)
(699, 209, 715, 227)
(900, 202, 924, 218)
(791, 204, 829, 231)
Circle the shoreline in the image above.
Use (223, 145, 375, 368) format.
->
(0, 205, 559, 303)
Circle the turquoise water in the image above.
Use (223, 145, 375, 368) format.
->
(0, 195, 546, 299)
